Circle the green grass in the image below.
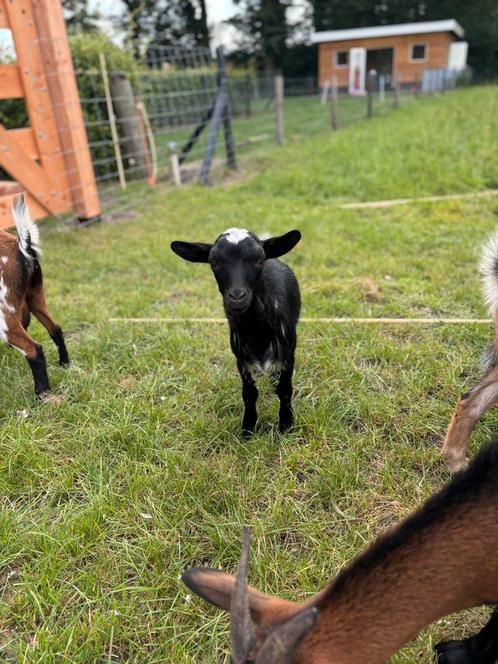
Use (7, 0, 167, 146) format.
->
(1, 85, 498, 662)
(153, 91, 407, 171)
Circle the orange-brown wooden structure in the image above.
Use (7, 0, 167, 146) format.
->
(0, 0, 100, 229)
(312, 20, 465, 89)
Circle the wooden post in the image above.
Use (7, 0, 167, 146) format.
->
(110, 73, 147, 179)
(330, 75, 338, 130)
(366, 71, 374, 119)
(275, 74, 284, 144)
(217, 47, 236, 171)
(100, 54, 126, 190)
(169, 144, 181, 186)
(244, 74, 252, 117)
(31, 0, 101, 221)
(5, 0, 71, 215)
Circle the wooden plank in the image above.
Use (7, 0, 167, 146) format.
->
(0, 181, 23, 196)
(0, 64, 23, 99)
(8, 128, 40, 160)
(5, 0, 71, 213)
(32, 0, 101, 220)
(0, 124, 62, 215)
(0, 192, 47, 230)
(0, 0, 8, 29)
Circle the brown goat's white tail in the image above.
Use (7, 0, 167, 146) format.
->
(12, 194, 41, 262)
(480, 231, 498, 325)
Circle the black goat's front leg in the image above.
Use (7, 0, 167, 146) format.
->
(239, 365, 258, 437)
(276, 357, 294, 433)
(435, 607, 498, 664)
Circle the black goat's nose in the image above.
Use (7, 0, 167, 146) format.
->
(228, 288, 247, 301)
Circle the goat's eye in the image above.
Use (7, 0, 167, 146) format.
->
(255, 259, 264, 269)
(211, 262, 220, 271)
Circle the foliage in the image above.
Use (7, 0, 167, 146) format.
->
(229, 0, 292, 74)
(118, 0, 210, 56)
(69, 33, 139, 179)
(0, 87, 497, 661)
(62, 0, 100, 33)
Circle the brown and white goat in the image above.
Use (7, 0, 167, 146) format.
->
(0, 195, 69, 396)
(443, 232, 498, 472)
(183, 441, 498, 663)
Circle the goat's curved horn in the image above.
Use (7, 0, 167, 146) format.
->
(255, 606, 318, 664)
(230, 527, 256, 664)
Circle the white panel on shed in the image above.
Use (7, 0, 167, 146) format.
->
(448, 42, 468, 71)
(349, 48, 367, 95)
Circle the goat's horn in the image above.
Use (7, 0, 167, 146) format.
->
(230, 527, 256, 664)
(255, 606, 318, 664)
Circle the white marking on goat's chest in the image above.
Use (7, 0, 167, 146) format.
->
(223, 228, 250, 244)
(247, 359, 283, 379)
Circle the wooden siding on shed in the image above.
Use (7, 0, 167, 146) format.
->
(318, 32, 455, 87)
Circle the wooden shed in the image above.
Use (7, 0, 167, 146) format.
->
(311, 20, 467, 92)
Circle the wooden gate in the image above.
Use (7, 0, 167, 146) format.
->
(0, 0, 100, 229)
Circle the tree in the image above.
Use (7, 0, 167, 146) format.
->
(119, 0, 210, 57)
(62, 0, 100, 33)
(229, 0, 292, 74)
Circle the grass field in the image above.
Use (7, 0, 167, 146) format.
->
(153, 90, 408, 172)
(1, 85, 498, 662)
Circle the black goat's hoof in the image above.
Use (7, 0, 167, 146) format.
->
(242, 427, 255, 439)
(278, 415, 294, 433)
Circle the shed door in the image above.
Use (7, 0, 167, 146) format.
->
(366, 48, 394, 78)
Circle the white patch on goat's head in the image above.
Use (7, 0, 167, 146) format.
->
(1, 256, 8, 265)
(222, 228, 250, 244)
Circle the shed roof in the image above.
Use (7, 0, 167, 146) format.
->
(311, 19, 464, 44)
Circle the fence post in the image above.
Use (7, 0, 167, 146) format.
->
(275, 74, 284, 144)
(244, 74, 252, 117)
(330, 75, 338, 130)
(32, 0, 101, 221)
(110, 73, 147, 179)
(99, 54, 126, 191)
(169, 143, 181, 186)
(379, 74, 385, 102)
(393, 77, 400, 109)
(366, 70, 374, 119)
(217, 47, 236, 170)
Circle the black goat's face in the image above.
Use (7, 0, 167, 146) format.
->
(209, 229, 265, 314)
(170, 228, 301, 316)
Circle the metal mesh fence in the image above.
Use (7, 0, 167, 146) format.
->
(0, 31, 462, 226)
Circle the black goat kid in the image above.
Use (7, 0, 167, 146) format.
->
(171, 228, 301, 436)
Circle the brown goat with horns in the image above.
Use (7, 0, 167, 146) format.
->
(0, 195, 69, 396)
(183, 441, 498, 663)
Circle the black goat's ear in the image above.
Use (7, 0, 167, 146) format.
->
(262, 231, 301, 259)
(170, 241, 212, 263)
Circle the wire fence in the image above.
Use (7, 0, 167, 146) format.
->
(0, 35, 465, 225)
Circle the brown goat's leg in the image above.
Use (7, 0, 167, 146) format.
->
(5, 317, 50, 396)
(443, 367, 498, 472)
(27, 287, 69, 366)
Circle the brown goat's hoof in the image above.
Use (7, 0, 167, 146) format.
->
(445, 456, 469, 474)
